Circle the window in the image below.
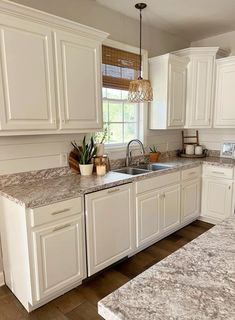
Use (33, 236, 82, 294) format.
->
(102, 45, 141, 145)
(103, 88, 139, 144)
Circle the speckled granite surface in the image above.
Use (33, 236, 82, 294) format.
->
(98, 217, 235, 320)
(0, 157, 234, 208)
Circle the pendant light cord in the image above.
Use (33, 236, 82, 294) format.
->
(138, 7, 142, 80)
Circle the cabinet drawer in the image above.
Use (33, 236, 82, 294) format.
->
(181, 166, 201, 181)
(203, 165, 234, 180)
(29, 197, 82, 227)
(135, 172, 180, 194)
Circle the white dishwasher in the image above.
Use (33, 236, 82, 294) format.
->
(85, 183, 134, 276)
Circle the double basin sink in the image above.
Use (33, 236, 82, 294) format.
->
(113, 163, 176, 176)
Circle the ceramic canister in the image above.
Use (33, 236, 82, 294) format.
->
(185, 144, 195, 155)
(195, 145, 203, 155)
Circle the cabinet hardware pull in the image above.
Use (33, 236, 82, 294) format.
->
(212, 171, 225, 174)
(229, 186, 231, 190)
(53, 223, 71, 232)
(188, 172, 196, 175)
(107, 188, 120, 194)
(51, 208, 70, 216)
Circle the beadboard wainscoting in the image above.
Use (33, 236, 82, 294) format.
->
(186, 128, 235, 152)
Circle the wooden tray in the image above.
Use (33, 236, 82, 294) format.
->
(179, 153, 206, 158)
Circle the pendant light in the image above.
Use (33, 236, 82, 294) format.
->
(128, 3, 153, 103)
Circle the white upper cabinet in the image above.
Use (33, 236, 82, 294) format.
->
(149, 54, 188, 129)
(55, 31, 103, 130)
(214, 57, 235, 127)
(0, 1, 108, 135)
(0, 15, 57, 131)
(174, 47, 227, 128)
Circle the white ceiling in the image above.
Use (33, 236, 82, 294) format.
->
(96, 0, 235, 41)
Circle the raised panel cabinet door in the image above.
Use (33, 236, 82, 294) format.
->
(161, 184, 181, 233)
(187, 57, 214, 128)
(54, 31, 102, 130)
(136, 191, 160, 248)
(168, 62, 186, 128)
(181, 178, 201, 223)
(32, 216, 86, 301)
(214, 58, 235, 127)
(0, 15, 57, 131)
(201, 178, 233, 221)
(85, 184, 134, 276)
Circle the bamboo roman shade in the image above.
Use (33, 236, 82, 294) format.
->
(102, 45, 140, 90)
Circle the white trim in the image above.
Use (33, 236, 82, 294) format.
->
(0, 271, 5, 286)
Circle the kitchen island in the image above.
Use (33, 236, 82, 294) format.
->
(98, 217, 235, 320)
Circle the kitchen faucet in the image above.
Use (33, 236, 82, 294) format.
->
(126, 139, 145, 167)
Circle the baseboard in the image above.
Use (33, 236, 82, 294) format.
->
(0, 271, 5, 287)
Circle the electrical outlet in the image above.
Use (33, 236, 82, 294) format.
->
(60, 153, 68, 166)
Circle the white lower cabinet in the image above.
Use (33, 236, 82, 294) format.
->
(85, 184, 134, 276)
(160, 184, 181, 233)
(32, 216, 85, 301)
(136, 191, 161, 248)
(0, 197, 86, 311)
(135, 172, 182, 250)
(202, 178, 233, 223)
(181, 178, 201, 223)
(201, 164, 234, 223)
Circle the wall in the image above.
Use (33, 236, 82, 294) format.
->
(192, 30, 235, 55)
(186, 128, 235, 152)
(191, 30, 235, 151)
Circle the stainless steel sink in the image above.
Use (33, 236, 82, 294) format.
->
(114, 167, 150, 175)
(136, 163, 176, 171)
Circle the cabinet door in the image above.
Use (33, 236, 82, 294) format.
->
(54, 31, 102, 130)
(187, 56, 214, 128)
(136, 190, 160, 248)
(85, 184, 133, 276)
(0, 15, 57, 131)
(32, 216, 86, 301)
(214, 58, 235, 127)
(181, 178, 201, 223)
(160, 184, 181, 233)
(201, 178, 233, 222)
(168, 61, 186, 128)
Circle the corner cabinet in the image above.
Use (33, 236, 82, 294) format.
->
(0, 1, 108, 135)
(149, 53, 189, 129)
(0, 14, 57, 131)
(85, 184, 134, 276)
(214, 57, 235, 128)
(174, 47, 227, 128)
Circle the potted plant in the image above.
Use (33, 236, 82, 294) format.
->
(94, 128, 108, 157)
(71, 136, 97, 176)
(149, 145, 161, 162)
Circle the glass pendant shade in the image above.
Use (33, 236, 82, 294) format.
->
(128, 79, 153, 102)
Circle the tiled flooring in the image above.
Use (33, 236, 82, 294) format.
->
(0, 220, 213, 320)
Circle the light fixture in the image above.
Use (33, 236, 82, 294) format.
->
(128, 3, 153, 103)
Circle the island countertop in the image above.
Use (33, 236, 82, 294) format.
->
(0, 156, 234, 208)
(98, 217, 235, 320)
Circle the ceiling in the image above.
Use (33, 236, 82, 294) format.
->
(96, 0, 235, 41)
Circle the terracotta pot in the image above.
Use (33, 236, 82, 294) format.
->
(149, 152, 161, 163)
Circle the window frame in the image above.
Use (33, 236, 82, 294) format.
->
(102, 39, 149, 151)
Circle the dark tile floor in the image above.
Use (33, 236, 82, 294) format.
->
(0, 220, 213, 320)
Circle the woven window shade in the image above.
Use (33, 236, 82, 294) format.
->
(102, 45, 140, 90)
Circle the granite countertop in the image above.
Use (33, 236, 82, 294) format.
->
(98, 217, 235, 320)
(0, 156, 234, 208)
